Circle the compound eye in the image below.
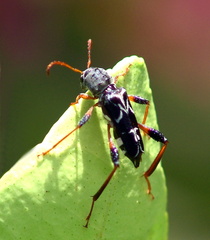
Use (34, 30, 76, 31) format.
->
(80, 75, 87, 90)
(80, 75, 84, 84)
(80, 69, 91, 89)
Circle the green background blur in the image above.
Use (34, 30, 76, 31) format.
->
(1, 1, 209, 239)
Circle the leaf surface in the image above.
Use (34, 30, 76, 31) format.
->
(0, 56, 168, 240)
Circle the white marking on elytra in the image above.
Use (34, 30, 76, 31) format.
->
(115, 107, 123, 123)
(129, 127, 140, 142)
(111, 88, 132, 124)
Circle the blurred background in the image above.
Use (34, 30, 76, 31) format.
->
(1, 0, 209, 239)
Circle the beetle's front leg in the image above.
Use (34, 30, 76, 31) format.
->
(38, 102, 99, 157)
(71, 93, 98, 106)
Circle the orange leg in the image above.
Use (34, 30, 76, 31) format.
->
(84, 124, 119, 228)
(38, 102, 99, 157)
(113, 64, 131, 84)
(70, 93, 97, 106)
(138, 123, 168, 198)
(128, 95, 150, 124)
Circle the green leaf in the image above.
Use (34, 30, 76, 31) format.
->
(0, 56, 168, 239)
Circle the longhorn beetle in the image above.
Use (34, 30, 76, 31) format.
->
(39, 39, 168, 228)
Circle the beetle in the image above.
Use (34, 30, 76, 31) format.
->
(39, 39, 168, 227)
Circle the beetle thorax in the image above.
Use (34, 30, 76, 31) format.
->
(80, 67, 114, 97)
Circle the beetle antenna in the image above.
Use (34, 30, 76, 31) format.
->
(87, 39, 92, 68)
(46, 61, 83, 75)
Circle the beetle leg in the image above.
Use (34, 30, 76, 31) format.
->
(84, 124, 119, 228)
(113, 64, 131, 84)
(138, 123, 169, 198)
(128, 95, 150, 124)
(38, 102, 99, 156)
(71, 93, 97, 106)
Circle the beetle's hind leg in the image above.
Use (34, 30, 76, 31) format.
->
(138, 123, 168, 198)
